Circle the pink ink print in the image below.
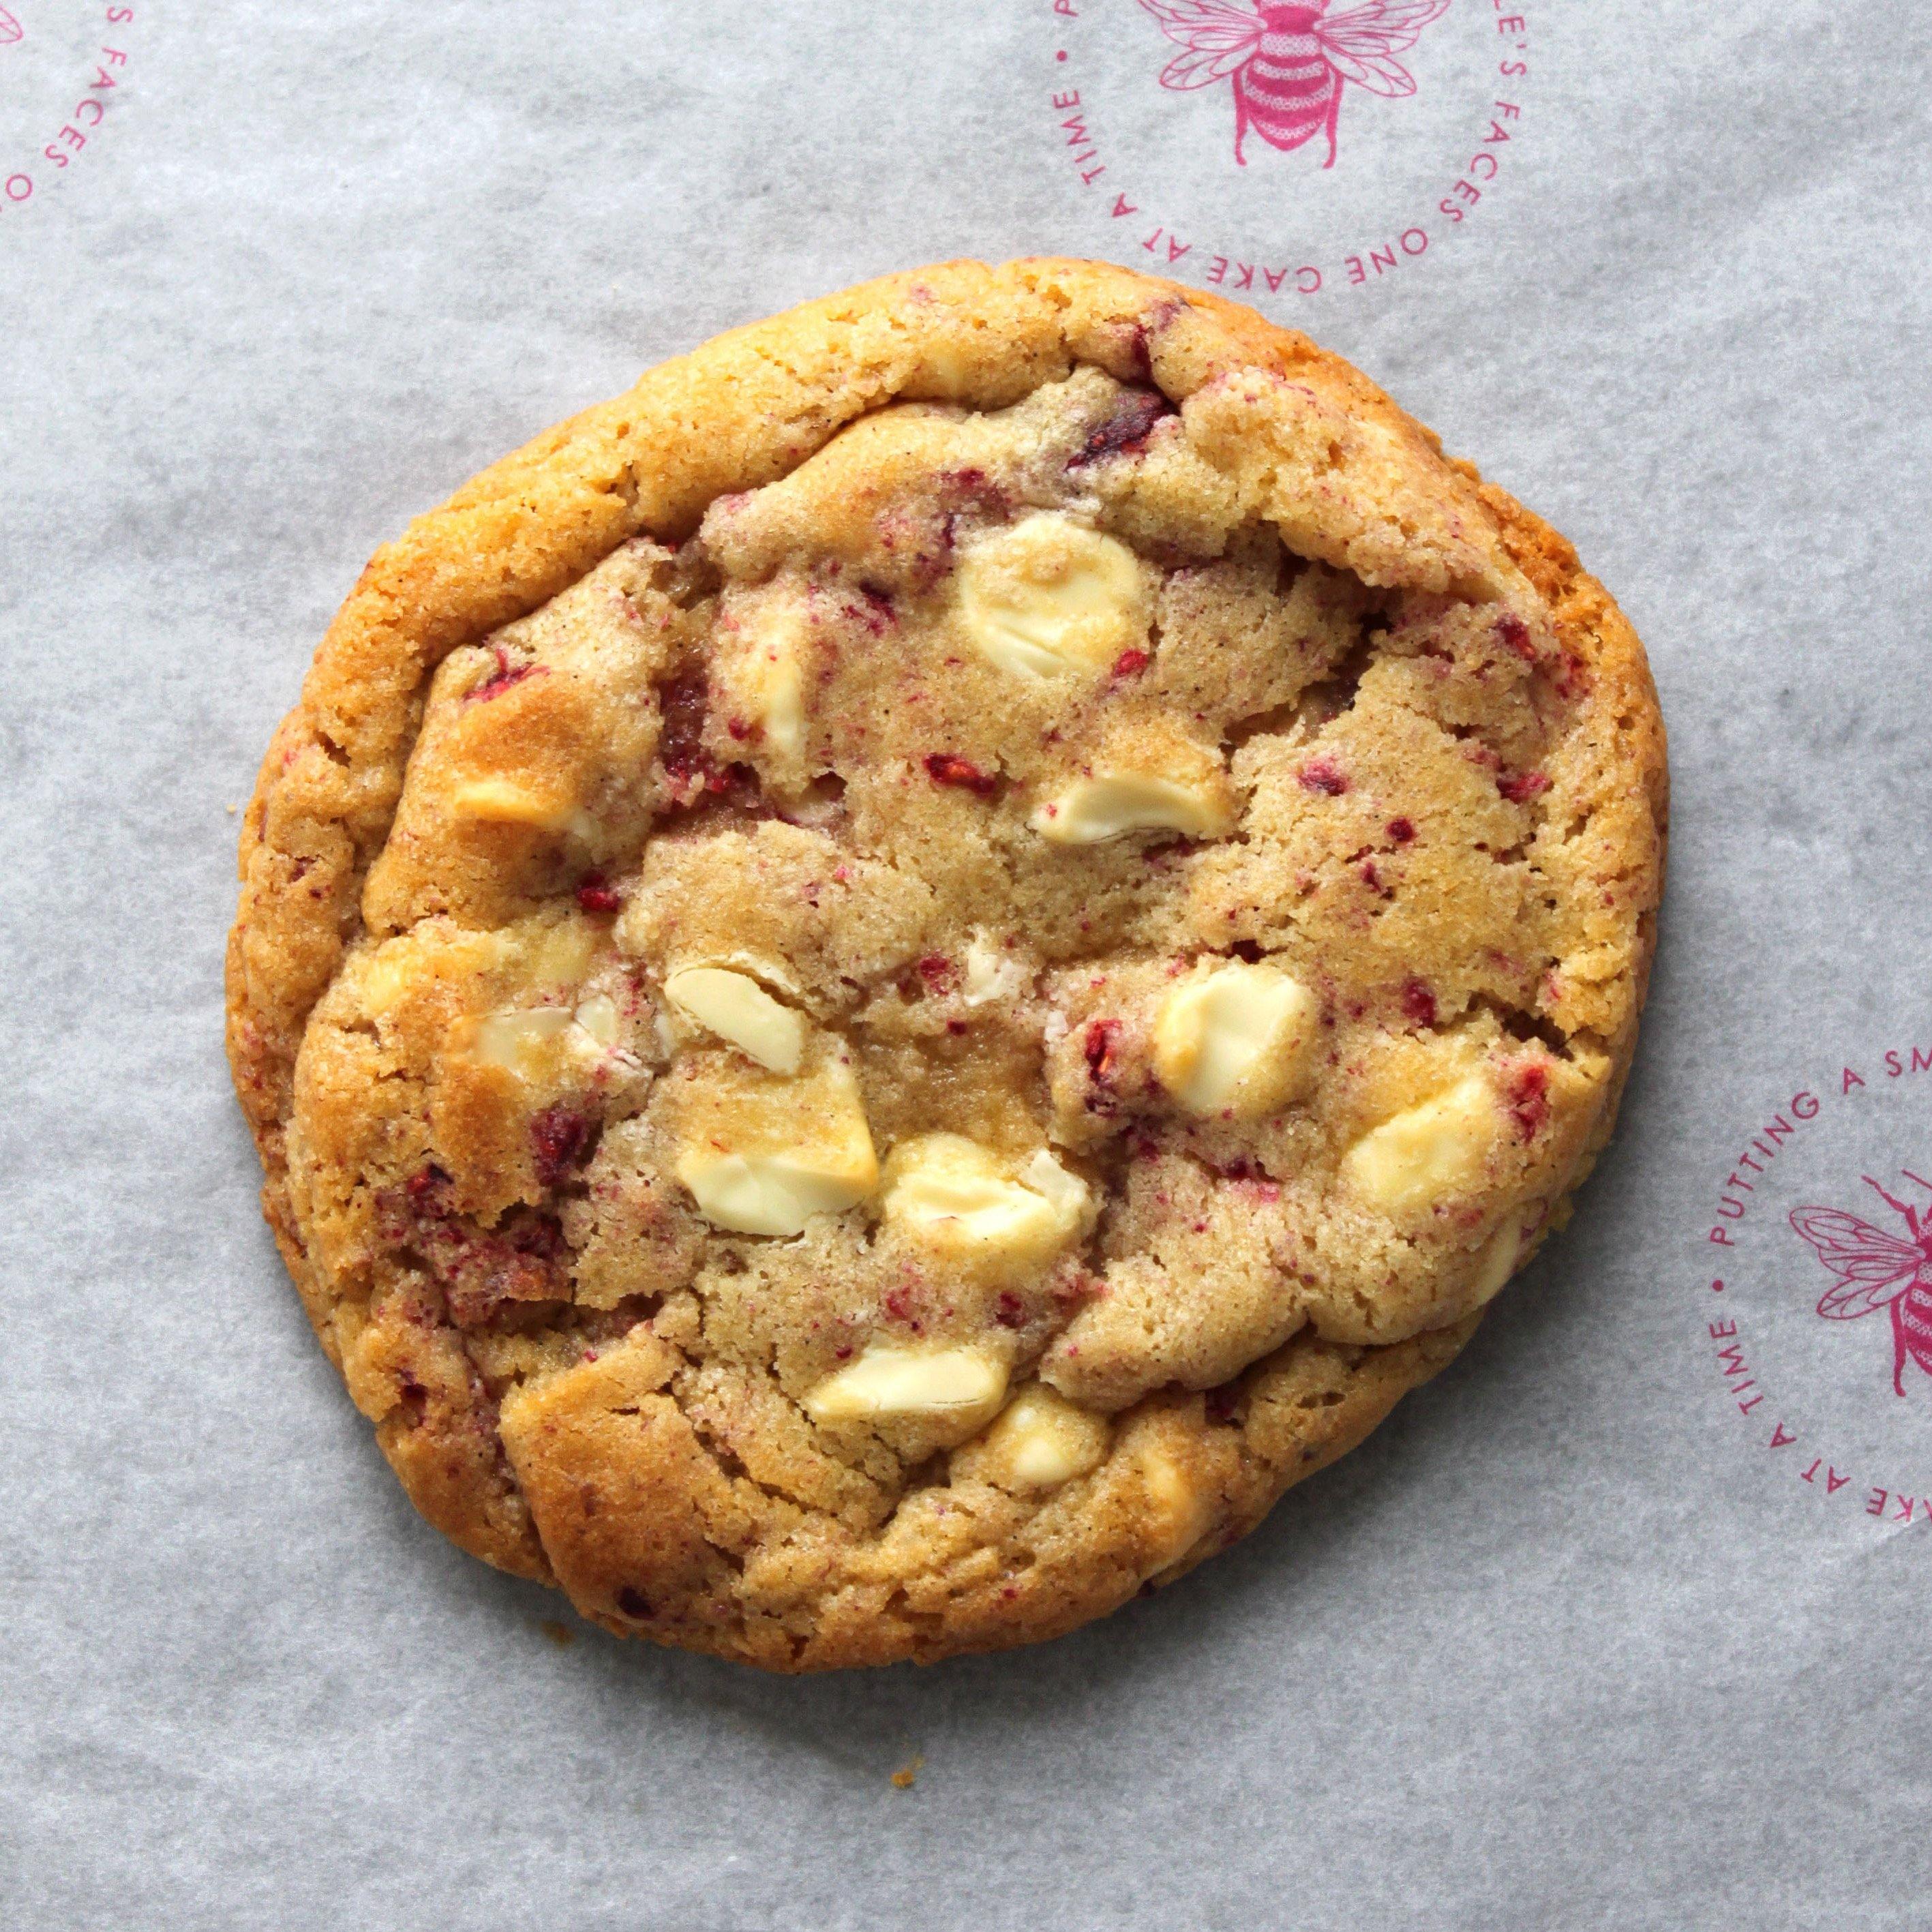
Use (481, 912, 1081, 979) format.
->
(1791, 1171, 1932, 1395)
(0, 9, 20, 48)
(1137, 0, 1450, 168)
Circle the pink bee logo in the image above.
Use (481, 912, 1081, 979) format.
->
(0, 8, 20, 48)
(1792, 1173, 1932, 1395)
(1138, 0, 1451, 168)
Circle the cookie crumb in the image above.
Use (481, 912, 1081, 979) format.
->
(890, 1755, 924, 1791)
(539, 1619, 576, 1648)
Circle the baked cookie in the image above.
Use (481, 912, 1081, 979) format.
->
(227, 260, 1666, 1670)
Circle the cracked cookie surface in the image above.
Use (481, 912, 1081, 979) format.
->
(227, 259, 1666, 1670)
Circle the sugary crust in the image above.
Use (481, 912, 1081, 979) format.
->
(226, 259, 1667, 1667)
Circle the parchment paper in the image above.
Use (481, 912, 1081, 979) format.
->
(5, 3, 1931, 1925)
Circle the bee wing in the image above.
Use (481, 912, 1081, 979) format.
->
(1789, 1207, 1923, 1318)
(1314, 0, 1451, 97)
(1137, 0, 1265, 87)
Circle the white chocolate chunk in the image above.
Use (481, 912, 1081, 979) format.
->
(449, 776, 574, 830)
(1016, 1148, 1089, 1223)
(1470, 1207, 1530, 1305)
(663, 965, 806, 1074)
(958, 513, 1146, 682)
(739, 603, 807, 759)
(466, 1001, 619, 1078)
(360, 950, 416, 1018)
(667, 948, 805, 1001)
(572, 992, 620, 1048)
(1340, 1074, 1498, 1213)
(804, 1344, 1008, 1431)
(1031, 771, 1235, 845)
(470, 1006, 580, 1076)
(681, 1151, 868, 1236)
(961, 930, 1027, 1008)
(1132, 1436, 1216, 1571)
(359, 930, 508, 1019)
(672, 1057, 877, 1236)
(961, 1385, 1109, 1492)
(1155, 960, 1317, 1118)
(881, 1134, 1089, 1271)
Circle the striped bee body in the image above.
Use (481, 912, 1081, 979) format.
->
(1235, 13, 1340, 164)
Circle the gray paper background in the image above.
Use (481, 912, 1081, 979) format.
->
(5, 2, 1930, 1926)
